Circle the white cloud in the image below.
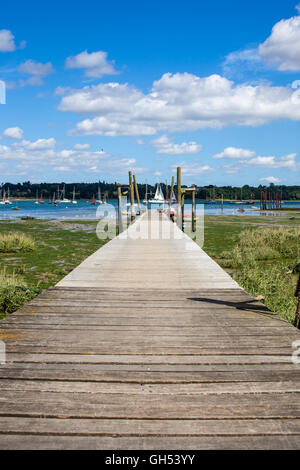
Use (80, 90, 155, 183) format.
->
(171, 161, 214, 177)
(17, 60, 54, 86)
(3, 127, 24, 139)
(58, 73, 300, 136)
(0, 30, 16, 52)
(217, 148, 299, 173)
(225, 6, 300, 72)
(18, 60, 54, 76)
(245, 153, 298, 169)
(260, 176, 281, 184)
(0, 137, 146, 177)
(258, 11, 300, 71)
(65, 50, 118, 78)
(74, 143, 90, 150)
(150, 135, 202, 155)
(213, 147, 256, 159)
(15, 138, 56, 150)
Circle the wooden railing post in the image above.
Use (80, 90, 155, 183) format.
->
(129, 171, 135, 222)
(117, 185, 123, 234)
(294, 273, 300, 329)
(177, 167, 182, 228)
(133, 174, 141, 214)
(192, 186, 196, 233)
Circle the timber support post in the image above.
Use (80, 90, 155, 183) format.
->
(133, 174, 141, 215)
(129, 171, 135, 222)
(117, 185, 123, 234)
(192, 186, 196, 232)
(177, 167, 182, 228)
(116, 184, 130, 234)
(294, 273, 300, 329)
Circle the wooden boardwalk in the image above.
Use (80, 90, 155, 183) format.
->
(0, 211, 299, 449)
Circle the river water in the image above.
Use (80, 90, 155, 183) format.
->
(0, 200, 299, 221)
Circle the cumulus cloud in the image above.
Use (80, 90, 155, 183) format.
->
(58, 73, 300, 136)
(245, 153, 298, 169)
(225, 6, 300, 72)
(18, 60, 54, 76)
(150, 135, 202, 155)
(171, 161, 214, 177)
(15, 138, 56, 150)
(73, 143, 90, 150)
(218, 148, 299, 172)
(260, 176, 281, 183)
(65, 50, 118, 78)
(0, 137, 146, 178)
(0, 30, 16, 52)
(3, 127, 24, 139)
(17, 60, 54, 86)
(213, 147, 256, 159)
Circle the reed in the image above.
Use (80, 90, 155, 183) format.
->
(0, 267, 39, 316)
(0, 232, 36, 253)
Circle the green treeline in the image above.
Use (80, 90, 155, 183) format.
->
(1, 181, 300, 200)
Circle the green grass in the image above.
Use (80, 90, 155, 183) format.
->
(0, 219, 109, 317)
(0, 232, 36, 253)
(0, 267, 39, 318)
(200, 215, 300, 324)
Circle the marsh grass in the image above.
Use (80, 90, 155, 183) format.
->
(0, 219, 106, 317)
(0, 267, 39, 317)
(0, 232, 36, 253)
(220, 227, 300, 323)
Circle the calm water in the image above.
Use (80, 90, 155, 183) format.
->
(0, 200, 299, 221)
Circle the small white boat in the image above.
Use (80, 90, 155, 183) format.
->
(96, 184, 103, 204)
(148, 183, 166, 205)
(71, 186, 78, 204)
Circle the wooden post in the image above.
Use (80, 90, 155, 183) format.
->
(177, 167, 182, 228)
(169, 176, 175, 207)
(294, 274, 300, 329)
(117, 186, 123, 234)
(129, 171, 135, 222)
(133, 174, 141, 214)
(165, 180, 169, 202)
(192, 186, 196, 232)
(181, 192, 185, 232)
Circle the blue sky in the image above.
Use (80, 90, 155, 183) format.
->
(1, 0, 300, 186)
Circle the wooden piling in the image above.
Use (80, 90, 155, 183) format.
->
(192, 186, 196, 232)
(133, 175, 141, 214)
(129, 171, 135, 222)
(177, 167, 182, 228)
(117, 185, 123, 234)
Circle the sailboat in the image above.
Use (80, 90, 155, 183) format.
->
(59, 185, 71, 203)
(34, 190, 39, 205)
(72, 186, 78, 204)
(148, 183, 166, 204)
(4, 187, 12, 205)
(0, 188, 5, 205)
(96, 184, 103, 204)
(143, 180, 148, 204)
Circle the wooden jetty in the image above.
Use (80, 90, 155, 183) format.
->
(0, 210, 299, 449)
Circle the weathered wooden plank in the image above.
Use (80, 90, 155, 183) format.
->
(0, 379, 299, 395)
(0, 366, 299, 383)
(0, 434, 299, 450)
(0, 417, 299, 436)
(0, 390, 299, 419)
(2, 353, 295, 364)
